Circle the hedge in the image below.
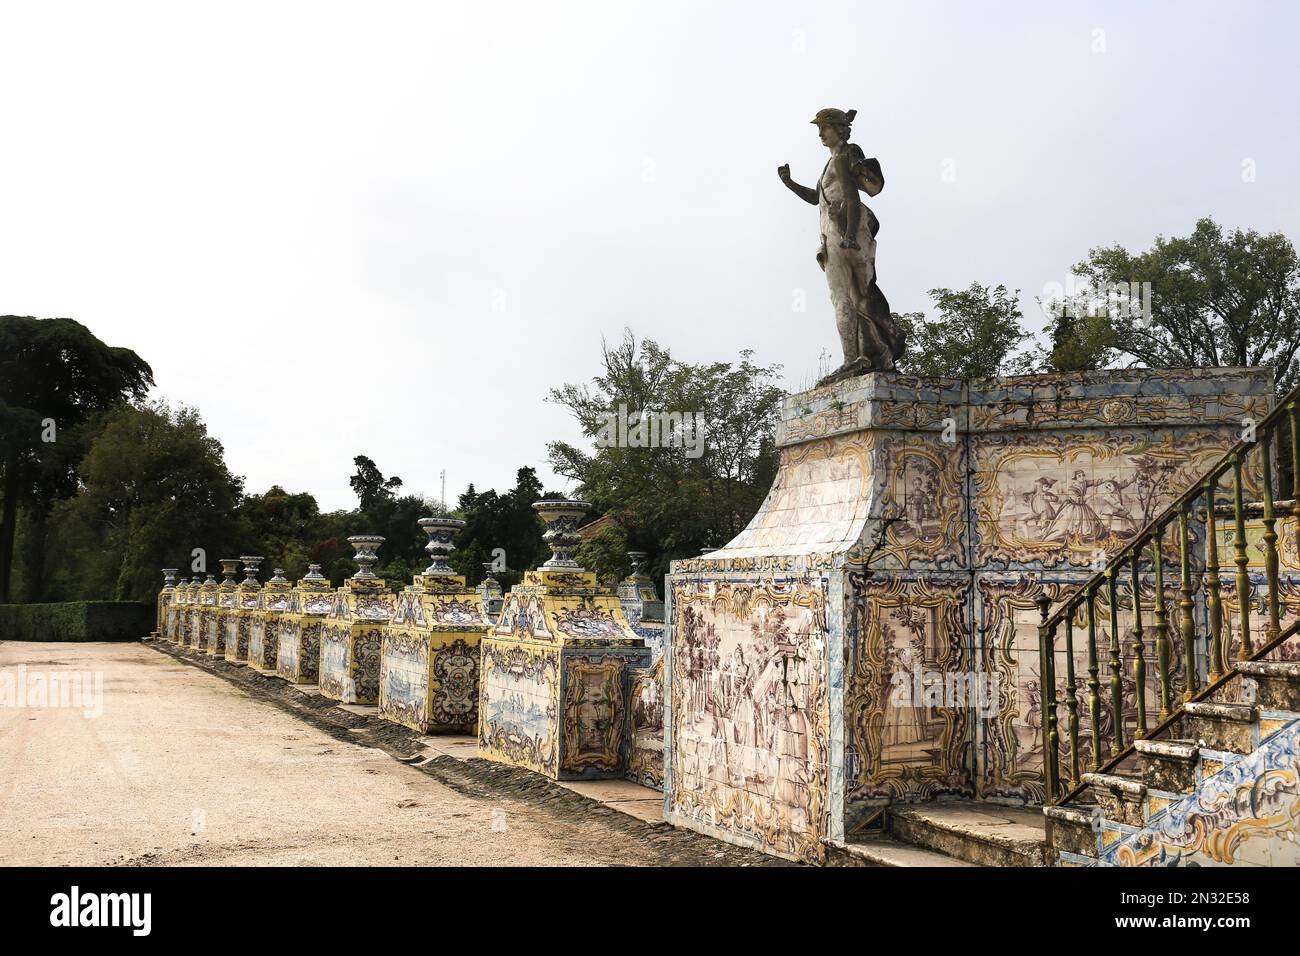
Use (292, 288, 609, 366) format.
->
(0, 602, 155, 642)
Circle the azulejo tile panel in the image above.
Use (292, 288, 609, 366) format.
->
(478, 638, 561, 776)
(627, 658, 665, 789)
(844, 572, 974, 804)
(1099, 719, 1300, 866)
(378, 574, 488, 733)
(666, 573, 831, 864)
(972, 430, 1241, 571)
(665, 367, 1272, 862)
(477, 568, 650, 780)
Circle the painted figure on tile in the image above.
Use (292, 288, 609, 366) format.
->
(1099, 476, 1140, 536)
(881, 606, 932, 755)
(1020, 477, 1061, 532)
(1044, 470, 1107, 542)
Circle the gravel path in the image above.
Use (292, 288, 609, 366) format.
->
(0, 641, 785, 867)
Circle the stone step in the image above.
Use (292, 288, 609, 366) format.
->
(824, 835, 977, 867)
(1082, 771, 1146, 827)
(1238, 660, 1300, 712)
(887, 802, 1047, 867)
(1180, 701, 1258, 754)
(1133, 737, 1199, 793)
(1043, 803, 1099, 859)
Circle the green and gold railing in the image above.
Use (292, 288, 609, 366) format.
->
(1036, 382, 1300, 806)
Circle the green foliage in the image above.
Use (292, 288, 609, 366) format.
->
(0, 315, 153, 602)
(43, 401, 246, 603)
(450, 469, 551, 591)
(1037, 310, 1118, 373)
(546, 330, 783, 583)
(895, 283, 1030, 379)
(0, 601, 153, 642)
(349, 454, 403, 511)
(1067, 217, 1300, 391)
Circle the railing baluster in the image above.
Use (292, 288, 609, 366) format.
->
(1130, 555, 1147, 738)
(1151, 527, 1172, 720)
(1232, 451, 1254, 660)
(1204, 474, 1225, 681)
(1107, 567, 1124, 755)
(1086, 586, 1102, 770)
(1178, 504, 1199, 700)
(1064, 607, 1081, 783)
(1261, 426, 1281, 643)
(1289, 400, 1300, 558)
(1036, 593, 1059, 803)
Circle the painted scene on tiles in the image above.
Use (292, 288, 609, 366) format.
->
(670, 576, 830, 863)
(974, 431, 1238, 568)
(846, 574, 974, 803)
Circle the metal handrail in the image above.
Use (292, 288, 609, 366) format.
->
(1036, 379, 1300, 805)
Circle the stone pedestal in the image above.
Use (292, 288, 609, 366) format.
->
(249, 571, 292, 673)
(209, 560, 240, 656)
(169, 580, 193, 643)
(193, 576, 218, 649)
(663, 368, 1271, 864)
(617, 551, 665, 658)
(225, 556, 262, 663)
(379, 572, 489, 733)
(319, 579, 394, 704)
(477, 567, 504, 623)
(276, 566, 329, 683)
(154, 569, 178, 639)
(478, 566, 651, 780)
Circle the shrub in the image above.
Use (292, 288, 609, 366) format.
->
(0, 602, 154, 642)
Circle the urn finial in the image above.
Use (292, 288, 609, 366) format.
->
(219, 558, 241, 585)
(239, 556, 264, 585)
(346, 535, 385, 580)
(417, 517, 465, 576)
(533, 500, 592, 569)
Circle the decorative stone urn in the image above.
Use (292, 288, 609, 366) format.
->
(162, 568, 179, 588)
(219, 558, 241, 586)
(303, 563, 325, 582)
(239, 555, 264, 585)
(533, 499, 591, 569)
(418, 517, 465, 576)
(626, 551, 648, 578)
(347, 535, 385, 580)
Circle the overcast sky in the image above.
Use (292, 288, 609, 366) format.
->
(3, 1, 1298, 511)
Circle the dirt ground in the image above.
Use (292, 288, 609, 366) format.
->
(0, 640, 782, 867)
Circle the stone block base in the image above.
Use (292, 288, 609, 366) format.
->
(319, 623, 382, 704)
(478, 636, 650, 780)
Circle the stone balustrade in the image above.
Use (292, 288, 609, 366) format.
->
(155, 510, 669, 792)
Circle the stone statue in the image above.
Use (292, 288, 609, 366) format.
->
(778, 108, 905, 383)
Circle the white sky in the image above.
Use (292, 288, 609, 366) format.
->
(2, 1, 1297, 510)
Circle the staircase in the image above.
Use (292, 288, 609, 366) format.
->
(1037, 382, 1300, 867)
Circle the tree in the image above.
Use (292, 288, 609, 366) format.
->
(45, 401, 244, 602)
(0, 316, 153, 602)
(349, 454, 402, 511)
(450, 468, 550, 590)
(1069, 217, 1300, 392)
(547, 330, 783, 582)
(894, 283, 1030, 379)
(1035, 310, 1117, 374)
